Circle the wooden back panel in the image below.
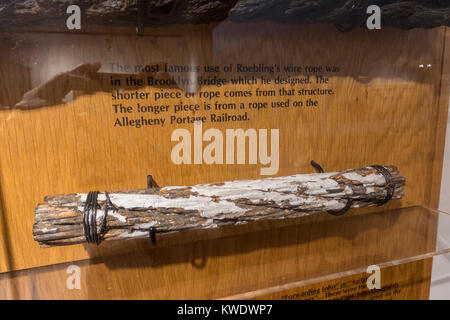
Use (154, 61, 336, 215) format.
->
(0, 23, 448, 299)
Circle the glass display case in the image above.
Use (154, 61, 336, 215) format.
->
(0, 0, 449, 300)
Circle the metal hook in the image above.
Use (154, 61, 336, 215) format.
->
(310, 160, 353, 216)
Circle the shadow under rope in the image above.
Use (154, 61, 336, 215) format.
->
(0, 167, 19, 298)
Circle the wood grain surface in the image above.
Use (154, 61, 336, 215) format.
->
(0, 23, 448, 299)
